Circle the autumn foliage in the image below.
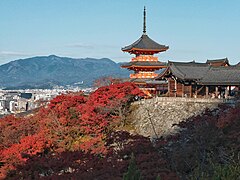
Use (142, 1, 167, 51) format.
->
(0, 82, 144, 179)
(0, 82, 240, 179)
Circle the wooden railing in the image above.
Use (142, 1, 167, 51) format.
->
(132, 56, 158, 62)
(130, 73, 158, 79)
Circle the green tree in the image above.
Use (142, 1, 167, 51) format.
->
(123, 153, 141, 180)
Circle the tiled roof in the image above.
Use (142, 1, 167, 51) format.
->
(145, 80, 167, 84)
(121, 61, 166, 68)
(155, 67, 170, 79)
(206, 58, 229, 64)
(168, 61, 210, 80)
(206, 58, 230, 67)
(121, 34, 169, 53)
(129, 78, 152, 84)
(200, 66, 240, 85)
(162, 61, 240, 85)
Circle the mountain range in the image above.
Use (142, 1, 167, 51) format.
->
(0, 55, 130, 89)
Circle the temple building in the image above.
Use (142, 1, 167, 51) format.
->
(120, 7, 240, 98)
(155, 60, 240, 98)
(121, 7, 168, 95)
(206, 58, 230, 67)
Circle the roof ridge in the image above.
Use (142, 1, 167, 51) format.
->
(170, 62, 186, 78)
(168, 60, 208, 66)
(206, 57, 228, 61)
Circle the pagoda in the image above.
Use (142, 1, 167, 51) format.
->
(121, 7, 169, 80)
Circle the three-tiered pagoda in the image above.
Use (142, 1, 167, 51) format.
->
(121, 7, 169, 95)
(121, 7, 168, 80)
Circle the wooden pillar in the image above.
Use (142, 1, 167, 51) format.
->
(168, 78, 171, 97)
(174, 80, 177, 97)
(182, 84, 185, 97)
(206, 86, 209, 98)
(190, 85, 193, 98)
(155, 86, 158, 97)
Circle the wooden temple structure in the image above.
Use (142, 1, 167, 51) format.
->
(121, 7, 168, 95)
(155, 59, 240, 98)
(206, 58, 230, 67)
(121, 8, 240, 98)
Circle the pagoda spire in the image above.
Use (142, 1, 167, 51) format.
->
(122, 6, 169, 54)
(143, 6, 146, 34)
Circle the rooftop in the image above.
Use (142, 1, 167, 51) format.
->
(200, 66, 240, 85)
(157, 61, 240, 86)
(206, 58, 230, 66)
(168, 61, 210, 80)
(122, 34, 169, 54)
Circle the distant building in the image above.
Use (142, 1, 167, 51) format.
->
(17, 98, 28, 112)
(0, 100, 5, 111)
(9, 101, 16, 112)
(20, 93, 32, 99)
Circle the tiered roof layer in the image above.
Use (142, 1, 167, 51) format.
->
(121, 34, 169, 54)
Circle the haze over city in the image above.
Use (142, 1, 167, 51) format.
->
(1, 0, 240, 65)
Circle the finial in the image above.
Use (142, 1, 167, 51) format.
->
(143, 6, 146, 34)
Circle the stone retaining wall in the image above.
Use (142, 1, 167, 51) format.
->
(130, 97, 224, 138)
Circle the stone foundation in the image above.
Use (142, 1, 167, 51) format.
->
(130, 97, 226, 138)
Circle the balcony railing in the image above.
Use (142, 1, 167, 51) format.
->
(130, 73, 158, 79)
(132, 56, 158, 62)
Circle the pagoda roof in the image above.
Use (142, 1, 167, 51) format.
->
(145, 79, 167, 85)
(122, 34, 169, 54)
(123, 77, 167, 84)
(121, 61, 167, 68)
(129, 78, 153, 84)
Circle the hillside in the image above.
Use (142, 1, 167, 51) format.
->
(0, 55, 130, 88)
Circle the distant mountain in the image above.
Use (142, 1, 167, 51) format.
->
(0, 55, 130, 89)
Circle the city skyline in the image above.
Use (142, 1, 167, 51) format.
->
(0, 0, 240, 65)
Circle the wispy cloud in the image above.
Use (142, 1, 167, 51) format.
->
(0, 51, 35, 65)
(101, 45, 119, 49)
(65, 43, 119, 49)
(0, 51, 33, 57)
(65, 43, 94, 49)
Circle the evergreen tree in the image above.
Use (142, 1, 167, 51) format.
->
(123, 153, 141, 180)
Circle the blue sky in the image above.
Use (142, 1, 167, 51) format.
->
(0, 0, 240, 65)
